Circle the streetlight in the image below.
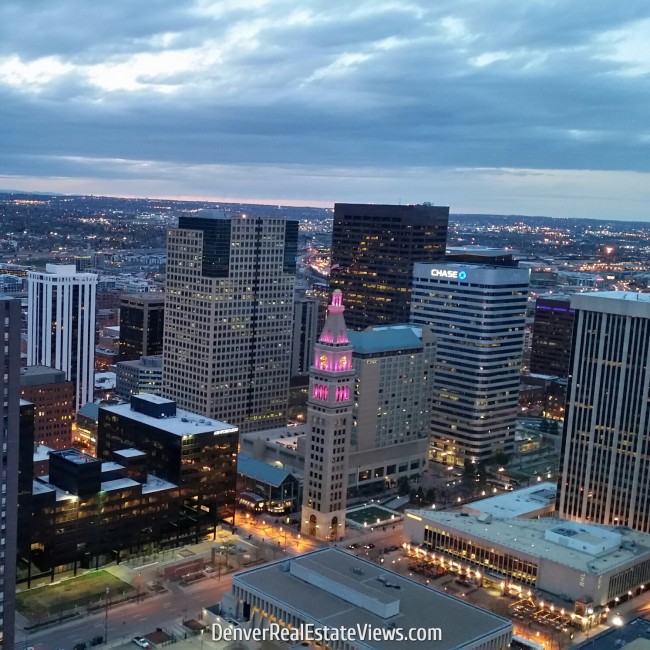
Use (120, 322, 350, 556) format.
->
(104, 587, 110, 644)
(200, 629, 205, 650)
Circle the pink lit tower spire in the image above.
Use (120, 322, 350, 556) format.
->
(301, 290, 354, 541)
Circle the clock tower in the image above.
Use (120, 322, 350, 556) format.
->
(301, 290, 354, 541)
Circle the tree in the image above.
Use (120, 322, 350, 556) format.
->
(398, 476, 410, 496)
(425, 488, 437, 504)
(463, 459, 477, 487)
(494, 451, 510, 466)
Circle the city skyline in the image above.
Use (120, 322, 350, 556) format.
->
(2, 1, 650, 220)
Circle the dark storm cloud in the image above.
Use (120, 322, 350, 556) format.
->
(2, 0, 650, 217)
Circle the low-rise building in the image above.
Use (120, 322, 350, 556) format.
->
(462, 483, 556, 519)
(221, 548, 512, 650)
(29, 448, 179, 580)
(115, 354, 163, 398)
(404, 511, 650, 609)
(98, 394, 239, 532)
(237, 453, 301, 514)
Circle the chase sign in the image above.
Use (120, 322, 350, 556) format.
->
(430, 268, 467, 281)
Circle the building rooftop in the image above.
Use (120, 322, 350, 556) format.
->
(51, 448, 99, 464)
(99, 400, 238, 437)
(20, 365, 68, 386)
(407, 512, 650, 575)
(463, 483, 557, 518)
(78, 402, 100, 419)
(237, 454, 297, 487)
(233, 548, 510, 650)
(114, 448, 146, 458)
(348, 325, 423, 355)
(101, 461, 126, 473)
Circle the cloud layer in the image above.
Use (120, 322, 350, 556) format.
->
(2, 0, 650, 218)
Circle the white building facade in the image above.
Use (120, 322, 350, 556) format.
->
(411, 262, 530, 466)
(559, 292, 650, 533)
(27, 264, 97, 411)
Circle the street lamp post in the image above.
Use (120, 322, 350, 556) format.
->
(104, 587, 110, 644)
(200, 629, 205, 650)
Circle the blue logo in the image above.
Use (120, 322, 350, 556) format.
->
(458, 270, 467, 281)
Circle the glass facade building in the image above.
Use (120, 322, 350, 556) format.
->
(330, 203, 449, 330)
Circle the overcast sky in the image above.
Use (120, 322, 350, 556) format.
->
(2, 1, 650, 219)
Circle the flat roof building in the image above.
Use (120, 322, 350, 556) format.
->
(224, 547, 512, 650)
(462, 483, 557, 519)
(404, 511, 650, 608)
(20, 365, 75, 450)
(98, 394, 239, 531)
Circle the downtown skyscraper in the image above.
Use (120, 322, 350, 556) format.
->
(559, 292, 650, 533)
(163, 211, 298, 432)
(0, 296, 20, 650)
(27, 264, 97, 411)
(330, 203, 449, 330)
(411, 262, 529, 465)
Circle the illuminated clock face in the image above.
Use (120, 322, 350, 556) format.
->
(339, 355, 348, 369)
(319, 354, 328, 369)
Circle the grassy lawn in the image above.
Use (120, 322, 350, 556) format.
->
(16, 570, 134, 621)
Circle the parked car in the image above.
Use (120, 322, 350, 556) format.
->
(73, 644, 87, 650)
(363, 543, 375, 549)
(90, 636, 104, 646)
(132, 638, 150, 649)
(348, 542, 360, 549)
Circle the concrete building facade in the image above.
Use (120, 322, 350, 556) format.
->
(27, 264, 97, 411)
(559, 292, 650, 533)
(301, 291, 354, 541)
(404, 510, 650, 609)
(115, 354, 163, 398)
(347, 324, 436, 492)
(411, 262, 530, 465)
(221, 548, 512, 650)
(163, 211, 297, 432)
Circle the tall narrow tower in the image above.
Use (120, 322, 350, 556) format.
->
(27, 264, 97, 411)
(301, 290, 354, 541)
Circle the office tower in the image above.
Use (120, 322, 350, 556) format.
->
(98, 394, 239, 532)
(329, 203, 449, 330)
(530, 295, 575, 378)
(347, 324, 436, 491)
(116, 354, 163, 398)
(0, 296, 20, 650)
(558, 292, 650, 532)
(411, 262, 530, 465)
(118, 293, 165, 362)
(27, 264, 97, 411)
(291, 296, 319, 378)
(301, 291, 354, 541)
(20, 366, 75, 449)
(163, 211, 298, 432)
